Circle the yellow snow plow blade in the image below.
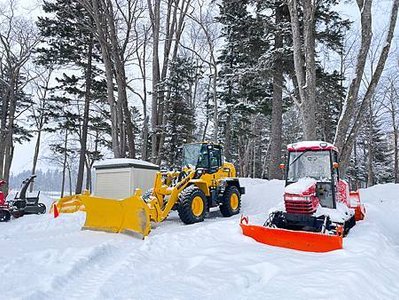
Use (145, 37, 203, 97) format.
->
(79, 190, 151, 238)
(50, 195, 85, 214)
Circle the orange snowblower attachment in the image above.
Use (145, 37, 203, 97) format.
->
(240, 216, 343, 253)
(349, 191, 366, 221)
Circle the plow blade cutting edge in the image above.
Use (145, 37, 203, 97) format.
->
(240, 217, 343, 253)
(51, 195, 85, 214)
(76, 192, 151, 238)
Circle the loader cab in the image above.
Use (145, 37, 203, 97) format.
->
(182, 143, 223, 173)
(285, 142, 340, 209)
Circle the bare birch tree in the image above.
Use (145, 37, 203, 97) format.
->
(147, 0, 193, 164)
(286, 0, 317, 140)
(0, 1, 40, 191)
(334, 0, 399, 173)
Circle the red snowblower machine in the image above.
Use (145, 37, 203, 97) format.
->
(240, 141, 365, 253)
(0, 175, 46, 222)
(0, 180, 11, 222)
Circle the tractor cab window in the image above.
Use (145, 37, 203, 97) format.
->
(182, 143, 210, 169)
(182, 144, 203, 168)
(209, 147, 222, 169)
(287, 151, 332, 183)
(197, 147, 209, 168)
(182, 143, 222, 170)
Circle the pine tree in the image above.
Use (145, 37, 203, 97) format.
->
(217, 0, 271, 175)
(36, 0, 108, 193)
(162, 56, 198, 167)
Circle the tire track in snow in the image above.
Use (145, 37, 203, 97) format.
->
(39, 241, 128, 300)
(34, 218, 232, 299)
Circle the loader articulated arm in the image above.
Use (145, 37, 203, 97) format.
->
(147, 169, 196, 223)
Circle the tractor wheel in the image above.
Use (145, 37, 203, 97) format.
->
(219, 186, 241, 217)
(0, 210, 10, 222)
(178, 185, 207, 224)
(37, 203, 46, 214)
(11, 209, 24, 218)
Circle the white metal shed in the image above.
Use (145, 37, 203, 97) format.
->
(93, 159, 159, 199)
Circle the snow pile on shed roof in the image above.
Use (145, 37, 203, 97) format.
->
(93, 158, 159, 169)
(287, 141, 337, 151)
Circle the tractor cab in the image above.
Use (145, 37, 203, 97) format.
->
(285, 141, 340, 211)
(182, 142, 223, 173)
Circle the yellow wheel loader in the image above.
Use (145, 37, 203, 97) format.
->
(56, 142, 245, 237)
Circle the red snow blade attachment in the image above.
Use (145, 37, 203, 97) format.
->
(240, 216, 343, 253)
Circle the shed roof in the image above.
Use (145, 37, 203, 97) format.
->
(93, 158, 160, 170)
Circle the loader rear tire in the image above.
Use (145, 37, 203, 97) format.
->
(219, 186, 241, 217)
(178, 185, 207, 224)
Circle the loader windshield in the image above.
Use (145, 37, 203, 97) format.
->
(287, 151, 332, 182)
(182, 144, 209, 168)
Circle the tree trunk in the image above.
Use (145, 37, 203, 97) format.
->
(394, 125, 399, 183)
(269, 4, 284, 179)
(389, 82, 399, 183)
(76, 37, 93, 194)
(61, 129, 68, 198)
(334, 0, 399, 174)
(68, 164, 73, 196)
(287, 0, 317, 140)
(85, 159, 91, 191)
(89, 0, 121, 158)
(224, 108, 232, 162)
(30, 124, 42, 193)
(148, 0, 161, 163)
(367, 101, 374, 187)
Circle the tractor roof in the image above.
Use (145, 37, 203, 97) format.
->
(287, 141, 338, 152)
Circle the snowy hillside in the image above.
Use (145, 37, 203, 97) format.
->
(1, 179, 399, 299)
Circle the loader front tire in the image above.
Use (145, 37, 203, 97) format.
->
(219, 185, 241, 217)
(178, 186, 207, 224)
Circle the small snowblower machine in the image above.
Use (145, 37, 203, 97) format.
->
(0, 175, 46, 221)
(55, 142, 245, 237)
(241, 141, 365, 252)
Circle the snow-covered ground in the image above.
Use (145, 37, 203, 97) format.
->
(1, 179, 399, 299)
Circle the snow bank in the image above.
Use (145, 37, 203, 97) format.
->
(0, 181, 398, 299)
(285, 177, 316, 194)
(315, 202, 353, 223)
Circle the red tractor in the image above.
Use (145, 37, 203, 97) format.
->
(0, 180, 11, 222)
(241, 141, 365, 252)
